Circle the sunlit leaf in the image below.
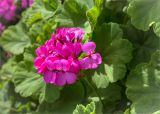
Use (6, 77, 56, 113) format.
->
(73, 102, 95, 114)
(127, 0, 160, 31)
(126, 50, 160, 114)
(0, 23, 31, 54)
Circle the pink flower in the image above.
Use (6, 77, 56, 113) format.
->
(0, 23, 5, 34)
(0, 0, 16, 21)
(34, 28, 102, 86)
(80, 42, 102, 69)
(56, 28, 85, 42)
(21, 0, 34, 8)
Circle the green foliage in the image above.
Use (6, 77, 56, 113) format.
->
(14, 70, 44, 98)
(43, 0, 60, 11)
(37, 82, 84, 113)
(22, 1, 54, 27)
(123, 24, 160, 69)
(44, 84, 60, 103)
(55, 0, 94, 27)
(0, 23, 31, 54)
(126, 51, 160, 114)
(73, 102, 96, 114)
(0, 82, 36, 114)
(92, 64, 109, 88)
(88, 83, 122, 113)
(127, 0, 160, 31)
(87, 0, 104, 29)
(0, 0, 160, 113)
(0, 58, 17, 80)
(92, 23, 133, 88)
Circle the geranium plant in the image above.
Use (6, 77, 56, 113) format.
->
(0, 0, 159, 114)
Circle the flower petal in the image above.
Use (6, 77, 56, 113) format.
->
(55, 72, 66, 86)
(36, 46, 48, 56)
(34, 57, 46, 73)
(80, 53, 102, 69)
(61, 59, 70, 71)
(45, 56, 60, 70)
(62, 43, 73, 58)
(82, 42, 96, 54)
(56, 28, 84, 42)
(34, 57, 44, 67)
(69, 60, 81, 73)
(91, 53, 102, 64)
(64, 72, 77, 84)
(73, 43, 82, 56)
(38, 62, 46, 73)
(43, 70, 56, 84)
(47, 59, 70, 71)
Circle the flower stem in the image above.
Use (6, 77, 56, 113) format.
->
(83, 77, 105, 107)
(80, 79, 88, 104)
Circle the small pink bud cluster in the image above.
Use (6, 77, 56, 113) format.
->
(34, 28, 102, 86)
(0, 0, 34, 21)
(0, 0, 16, 21)
(21, 0, 34, 8)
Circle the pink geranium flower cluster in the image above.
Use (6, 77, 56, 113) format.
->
(0, 0, 34, 21)
(0, 0, 16, 21)
(34, 28, 102, 86)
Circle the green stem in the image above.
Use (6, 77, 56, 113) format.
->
(80, 79, 88, 104)
(83, 77, 105, 107)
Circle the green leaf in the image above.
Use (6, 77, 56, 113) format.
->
(0, 81, 36, 114)
(123, 24, 160, 69)
(0, 82, 11, 114)
(106, 39, 133, 64)
(28, 19, 56, 44)
(105, 64, 126, 82)
(102, 84, 121, 113)
(44, 84, 60, 103)
(153, 22, 160, 38)
(73, 102, 96, 114)
(43, 0, 60, 11)
(24, 46, 36, 63)
(92, 64, 109, 88)
(93, 22, 123, 55)
(0, 58, 17, 80)
(88, 0, 127, 26)
(105, 0, 127, 12)
(14, 70, 44, 97)
(55, 0, 94, 27)
(153, 111, 160, 114)
(127, 0, 160, 31)
(37, 82, 84, 113)
(28, 21, 44, 42)
(92, 23, 133, 88)
(0, 23, 31, 55)
(22, 1, 54, 27)
(21, 46, 37, 71)
(126, 50, 160, 114)
(87, 0, 103, 29)
(89, 84, 122, 113)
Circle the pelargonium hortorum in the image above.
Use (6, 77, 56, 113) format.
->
(34, 28, 102, 86)
(21, 0, 34, 8)
(0, 0, 16, 21)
